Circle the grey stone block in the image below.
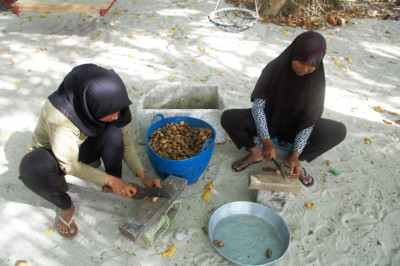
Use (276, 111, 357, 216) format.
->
(136, 84, 226, 144)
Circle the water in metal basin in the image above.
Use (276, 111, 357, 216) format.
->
(212, 213, 283, 265)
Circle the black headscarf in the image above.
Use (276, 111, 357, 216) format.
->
(48, 64, 132, 137)
(251, 31, 326, 143)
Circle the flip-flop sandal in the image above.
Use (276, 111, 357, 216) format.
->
(232, 158, 262, 172)
(58, 214, 78, 238)
(299, 167, 314, 187)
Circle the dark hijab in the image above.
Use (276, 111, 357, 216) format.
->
(251, 31, 326, 143)
(48, 64, 132, 137)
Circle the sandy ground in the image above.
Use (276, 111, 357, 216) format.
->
(0, 0, 399, 265)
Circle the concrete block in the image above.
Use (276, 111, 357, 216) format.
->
(136, 84, 226, 144)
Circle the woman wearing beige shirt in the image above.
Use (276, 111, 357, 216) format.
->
(19, 64, 161, 238)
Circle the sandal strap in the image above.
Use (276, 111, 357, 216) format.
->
(59, 214, 75, 229)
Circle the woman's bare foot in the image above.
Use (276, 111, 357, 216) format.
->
(56, 202, 78, 238)
(232, 147, 263, 172)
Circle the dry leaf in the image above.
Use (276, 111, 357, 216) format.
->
(200, 77, 208, 82)
(216, 68, 224, 74)
(198, 46, 205, 52)
(388, 111, 399, 117)
(179, 26, 185, 30)
(364, 137, 372, 144)
(168, 74, 175, 81)
(243, 74, 249, 78)
(326, 160, 331, 166)
(12, 81, 19, 86)
(395, 120, 400, 125)
(370, 55, 377, 59)
(162, 245, 177, 258)
(38, 12, 51, 18)
(204, 181, 214, 191)
(345, 57, 352, 62)
(281, 30, 289, 36)
(170, 28, 176, 34)
(374, 106, 384, 112)
(9, 59, 15, 65)
(331, 56, 338, 60)
(140, 92, 146, 96)
(43, 228, 55, 234)
(361, 123, 369, 127)
(201, 190, 211, 201)
(132, 86, 139, 91)
(136, 14, 141, 19)
(15, 260, 28, 266)
(33, 48, 42, 53)
(306, 203, 315, 209)
(334, 60, 343, 67)
(382, 119, 392, 125)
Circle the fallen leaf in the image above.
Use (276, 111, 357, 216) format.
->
(326, 160, 331, 166)
(331, 56, 338, 60)
(345, 57, 352, 62)
(216, 68, 224, 74)
(370, 55, 377, 59)
(385, 31, 391, 34)
(179, 26, 185, 30)
(364, 137, 372, 144)
(168, 74, 175, 81)
(162, 245, 177, 258)
(33, 48, 42, 53)
(396, 120, 400, 125)
(204, 181, 214, 191)
(281, 30, 289, 36)
(388, 111, 399, 117)
(382, 119, 392, 125)
(38, 12, 51, 18)
(132, 86, 139, 91)
(9, 59, 15, 65)
(12, 81, 19, 86)
(170, 28, 176, 34)
(361, 123, 369, 128)
(334, 60, 343, 67)
(140, 92, 146, 96)
(43, 228, 55, 234)
(200, 77, 208, 82)
(201, 190, 211, 201)
(243, 74, 249, 78)
(305, 203, 315, 209)
(136, 14, 141, 19)
(198, 46, 205, 52)
(374, 106, 384, 112)
(15, 260, 28, 266)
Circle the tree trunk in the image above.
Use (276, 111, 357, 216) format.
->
(261, 0, 288, 16)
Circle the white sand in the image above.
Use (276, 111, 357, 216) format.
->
(0, 0, 399, 265)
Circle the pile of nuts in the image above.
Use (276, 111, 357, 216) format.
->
(148, 121, 213, 160)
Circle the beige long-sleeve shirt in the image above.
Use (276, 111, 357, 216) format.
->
(28, 99, 144, 185)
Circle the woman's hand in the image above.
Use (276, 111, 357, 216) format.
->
(261, 138, 276, 161)
(105, 175, 137, 197)
(136, 170, 162, 188)
(285, 151, 301, 178)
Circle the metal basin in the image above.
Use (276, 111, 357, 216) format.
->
(208, 201, 290, 265)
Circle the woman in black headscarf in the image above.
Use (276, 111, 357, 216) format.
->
(221, 31, 346, 186)
(19, 64, 162, 238)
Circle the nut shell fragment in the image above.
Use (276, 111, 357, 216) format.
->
(266, 248, 272, 258)
(213, 240, 224, 247)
